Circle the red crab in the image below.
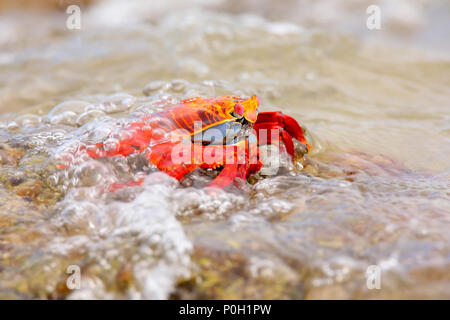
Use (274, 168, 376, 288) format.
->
(74, 96, 310, 190)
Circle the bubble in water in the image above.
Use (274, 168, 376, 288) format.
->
(143, 81, 171, 96)
(76, 110, 106, 127)
(58, 201, 102, 231)
(102, 137, 120, 153)
(172, 187, 246, 218)
(72, 160, 115, 187)
(99, 93, 136, 114)
(170, 79, 188, 93)
(7, 121, 19, 132)
(79, 118, 116, 144)
(17, 114, 41, 128)
(47, 100, 91, 118)
(48, 110, 78, 126)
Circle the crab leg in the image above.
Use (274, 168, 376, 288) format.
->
(208, 138, 259, 189)
(208, 162, 250, 189)
(86, 122, 152, 158)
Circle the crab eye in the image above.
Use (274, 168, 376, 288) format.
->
(232, 103, 244, 118)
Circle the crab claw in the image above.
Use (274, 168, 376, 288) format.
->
(253, 111, 311, 159)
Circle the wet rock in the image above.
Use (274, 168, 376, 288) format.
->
(8, 171, 26, 186)
(0, 145, 24, 166)
(304, 163, 319, 176)
(173, 246, 303, 299)
(15, 179, 44, 198)
(116, 263, 134, 291)
(0, 150, 18, 166)
(306, 284, 351, 300)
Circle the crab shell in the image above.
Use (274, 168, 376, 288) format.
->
(140, 95, 261, 172)
(143, 95, 259, 138)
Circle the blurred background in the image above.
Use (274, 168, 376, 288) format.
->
(1, 0, 449, 49)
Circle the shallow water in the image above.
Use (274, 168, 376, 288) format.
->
(0, 1, 449, 299)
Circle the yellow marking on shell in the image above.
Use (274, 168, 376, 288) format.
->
(183, 95, 260, 136)
(242, 95, 259, 123)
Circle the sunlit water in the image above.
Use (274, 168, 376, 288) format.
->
(0, 3, 449, 299)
